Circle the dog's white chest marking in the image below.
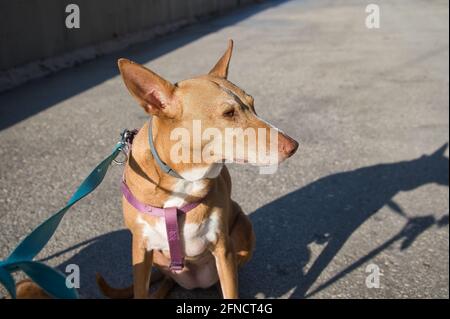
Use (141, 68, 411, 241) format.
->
(163, 178, 207, 208)
(163, 165, 223, 208)
(136, 166, 222, 257)
(136, 212, 220, 257)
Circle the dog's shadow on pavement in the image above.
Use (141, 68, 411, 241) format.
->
(240, 143, 449, 298)
(50, 143, 449, 298)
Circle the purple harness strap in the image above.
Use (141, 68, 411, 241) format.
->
(121, 180, 201, 271)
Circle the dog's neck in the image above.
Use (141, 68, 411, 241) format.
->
(124, 119, 222, 208)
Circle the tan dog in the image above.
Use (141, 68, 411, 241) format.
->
(98, 40, 298, 298)
(96, 40, 298, 299)
(13, 40, 298, 299)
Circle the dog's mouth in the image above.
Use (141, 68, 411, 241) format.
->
(229, 157, 280, 166)
(233, 158, 248, 164)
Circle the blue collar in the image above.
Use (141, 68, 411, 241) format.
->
(148, 120, 184, 179)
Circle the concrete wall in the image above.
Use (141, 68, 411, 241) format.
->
(0, 0, 257, 71)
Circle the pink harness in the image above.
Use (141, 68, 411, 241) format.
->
(120, 125, 203, 271)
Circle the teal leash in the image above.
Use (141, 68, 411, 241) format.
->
(0, 132, 130, 299)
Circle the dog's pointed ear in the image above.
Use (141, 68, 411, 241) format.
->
(118, 58, 178, 118)
(208, 39, 233, 79)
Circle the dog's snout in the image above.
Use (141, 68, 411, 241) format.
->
(287, 139, 299, 157)
(278, 134, 299, 159)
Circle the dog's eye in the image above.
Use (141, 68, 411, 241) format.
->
(223, 109, 235, 118)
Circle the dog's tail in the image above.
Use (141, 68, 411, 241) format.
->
(96, 270, 164, 299)
(96, 273, 133, 299)
(15, 279, 51, 299)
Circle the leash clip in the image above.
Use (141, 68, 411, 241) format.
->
(113, 129, 137, 165)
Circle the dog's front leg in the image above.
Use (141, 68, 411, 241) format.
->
(212, 236, 238, 299)
(132, 234, 153, 299)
